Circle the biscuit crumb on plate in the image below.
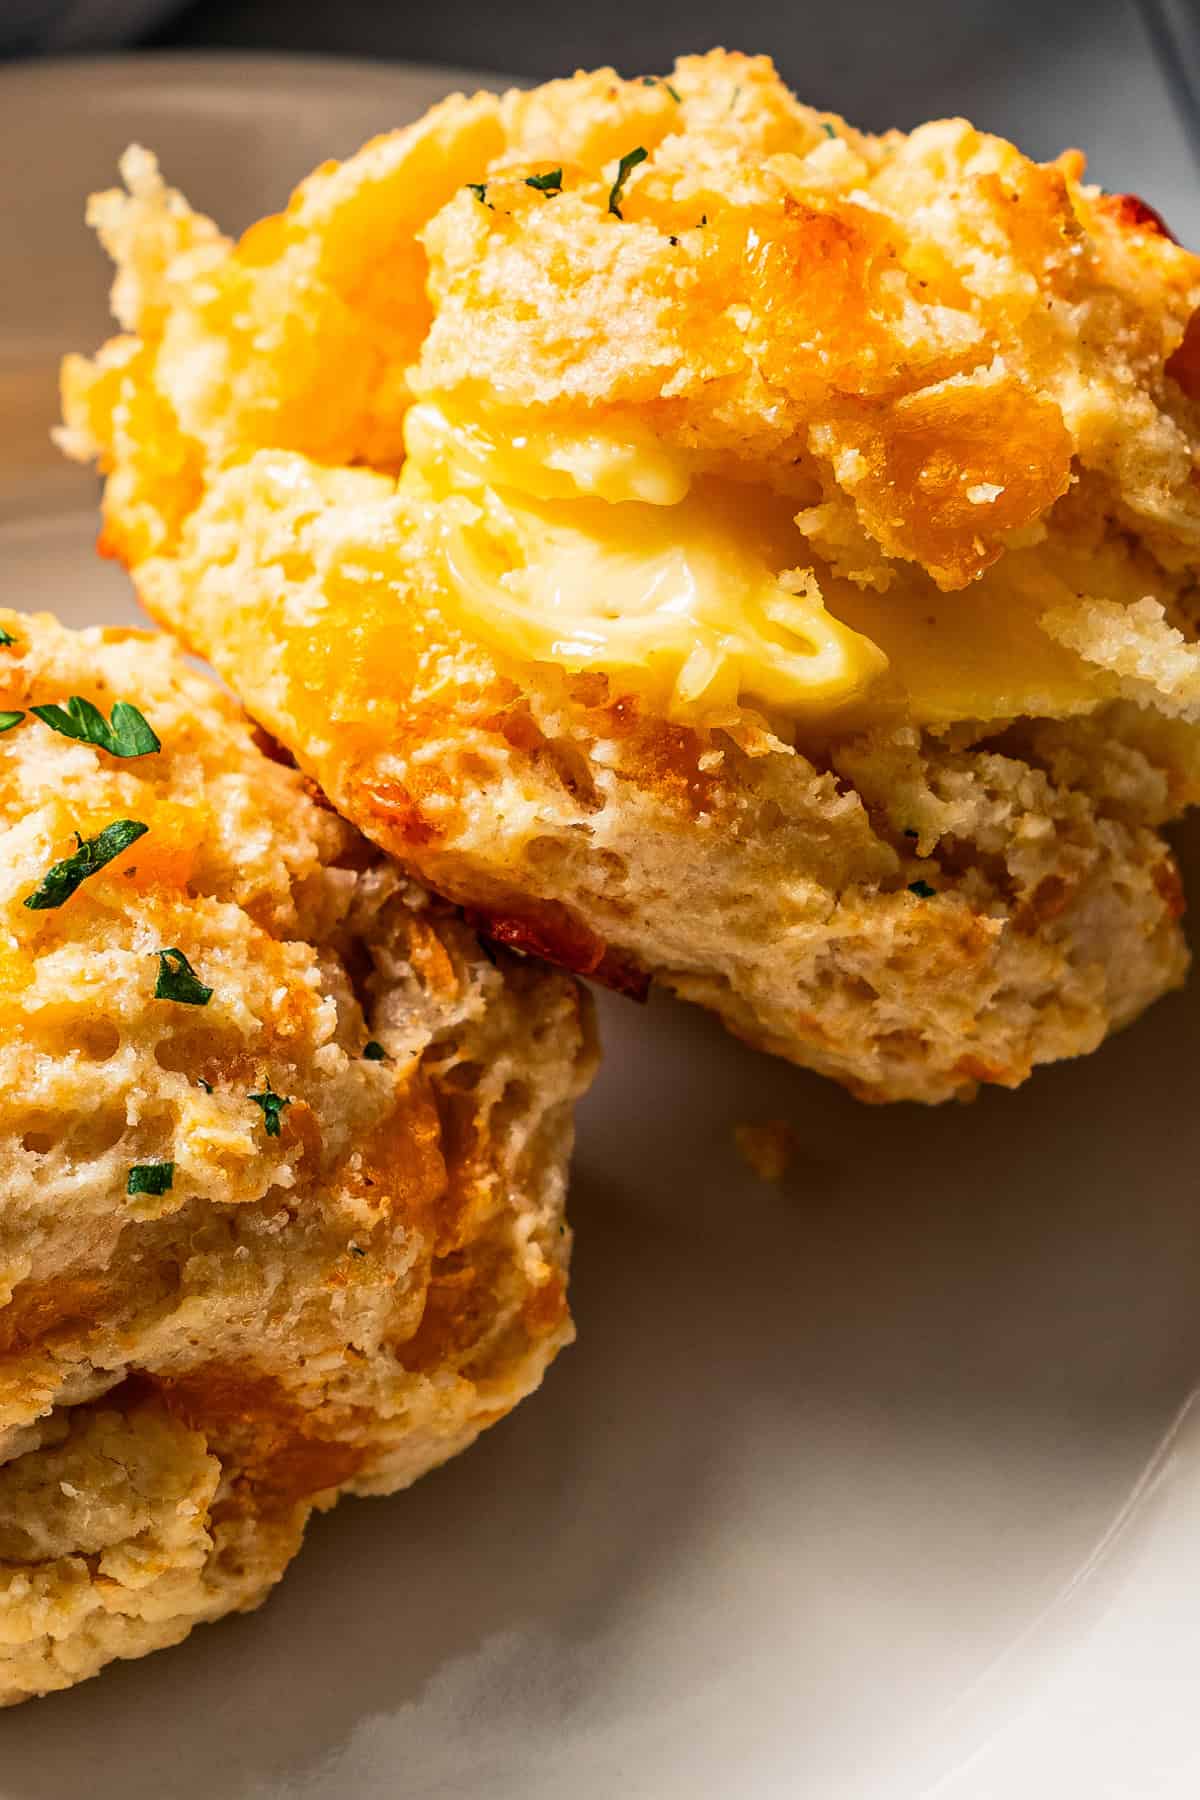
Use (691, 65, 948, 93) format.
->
(734, 1121, 801, 1183)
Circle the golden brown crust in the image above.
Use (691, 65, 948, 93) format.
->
(61, 54, 1200, 585)
(58, 50, 1200, 1100)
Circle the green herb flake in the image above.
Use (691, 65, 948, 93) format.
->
(24, 818, 149, 911)
(363, 1040, 387, 1061)
(31, 695, 160, 759)
(128, 1161, 174, 1197)
(0, 630, 17, 647)
(249, 1080, 292, 1138)
(727, 84, 742, 113)
(664, 81, 682, 102)
(640, 76, 681, 101)
(907, 879, 937, 898)
(0, 711, 23, 734)
(608, 145, 648, 219)
(821, 121, 836, 139)
(466, 181, 491, 206)
(153, 947, 214, 1007)
(196, 1077, 214, 1094)
(525, 167, 563, 195)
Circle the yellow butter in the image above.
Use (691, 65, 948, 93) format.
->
(400, 402, 886, 724)
(403, 400, 694, 507)
(399, 399, 1108, 732)
(830, 568, 1108, 728)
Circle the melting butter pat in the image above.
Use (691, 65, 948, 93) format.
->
(398, 401, 1113, 734)
(403, 400, 694, 507)
(399, 402, 887, 725)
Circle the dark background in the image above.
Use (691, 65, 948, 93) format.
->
(141, 0, 1200, 151)
(143, 0, 1140, 118)
(7, 1, 1200, 193)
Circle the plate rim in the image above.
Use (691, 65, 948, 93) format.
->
(0, 46, 519, 100)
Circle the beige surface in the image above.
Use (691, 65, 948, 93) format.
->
(0, 610, 593, 1705)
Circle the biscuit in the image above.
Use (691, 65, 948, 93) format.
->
(0, 612, 594, 1703)
(61, 50, 1200, 1100)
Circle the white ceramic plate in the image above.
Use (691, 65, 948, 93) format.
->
(4, 53, 1200, 1800)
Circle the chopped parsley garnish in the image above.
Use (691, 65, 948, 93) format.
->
(821, 121, 836, 139)
(525, 168, 563, 195)
(907, 879, 936, 898)
(128, 1161, 174, 1197)
(153, 947, 213, 1007)
(196, 1077, 214, 1094)
(0, 630, 16, 647)
(0, 711, 23, 733)
(640, 75, 681, 101)
(363, 1040, 387, 1061)
(728, 84, 742, 113)
(249, 1080, 291, 1137)
(31, 695, 160, 758)
(24, 818, 148, 911)
(466, 181, 490, 206)
(608, 145, 647, 219)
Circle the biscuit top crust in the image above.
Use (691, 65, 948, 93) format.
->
(62, 49, 1200, 737)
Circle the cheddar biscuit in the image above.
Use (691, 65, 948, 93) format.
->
(62, 50, 1200, 1100)
(0, 611, 594, 1704)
